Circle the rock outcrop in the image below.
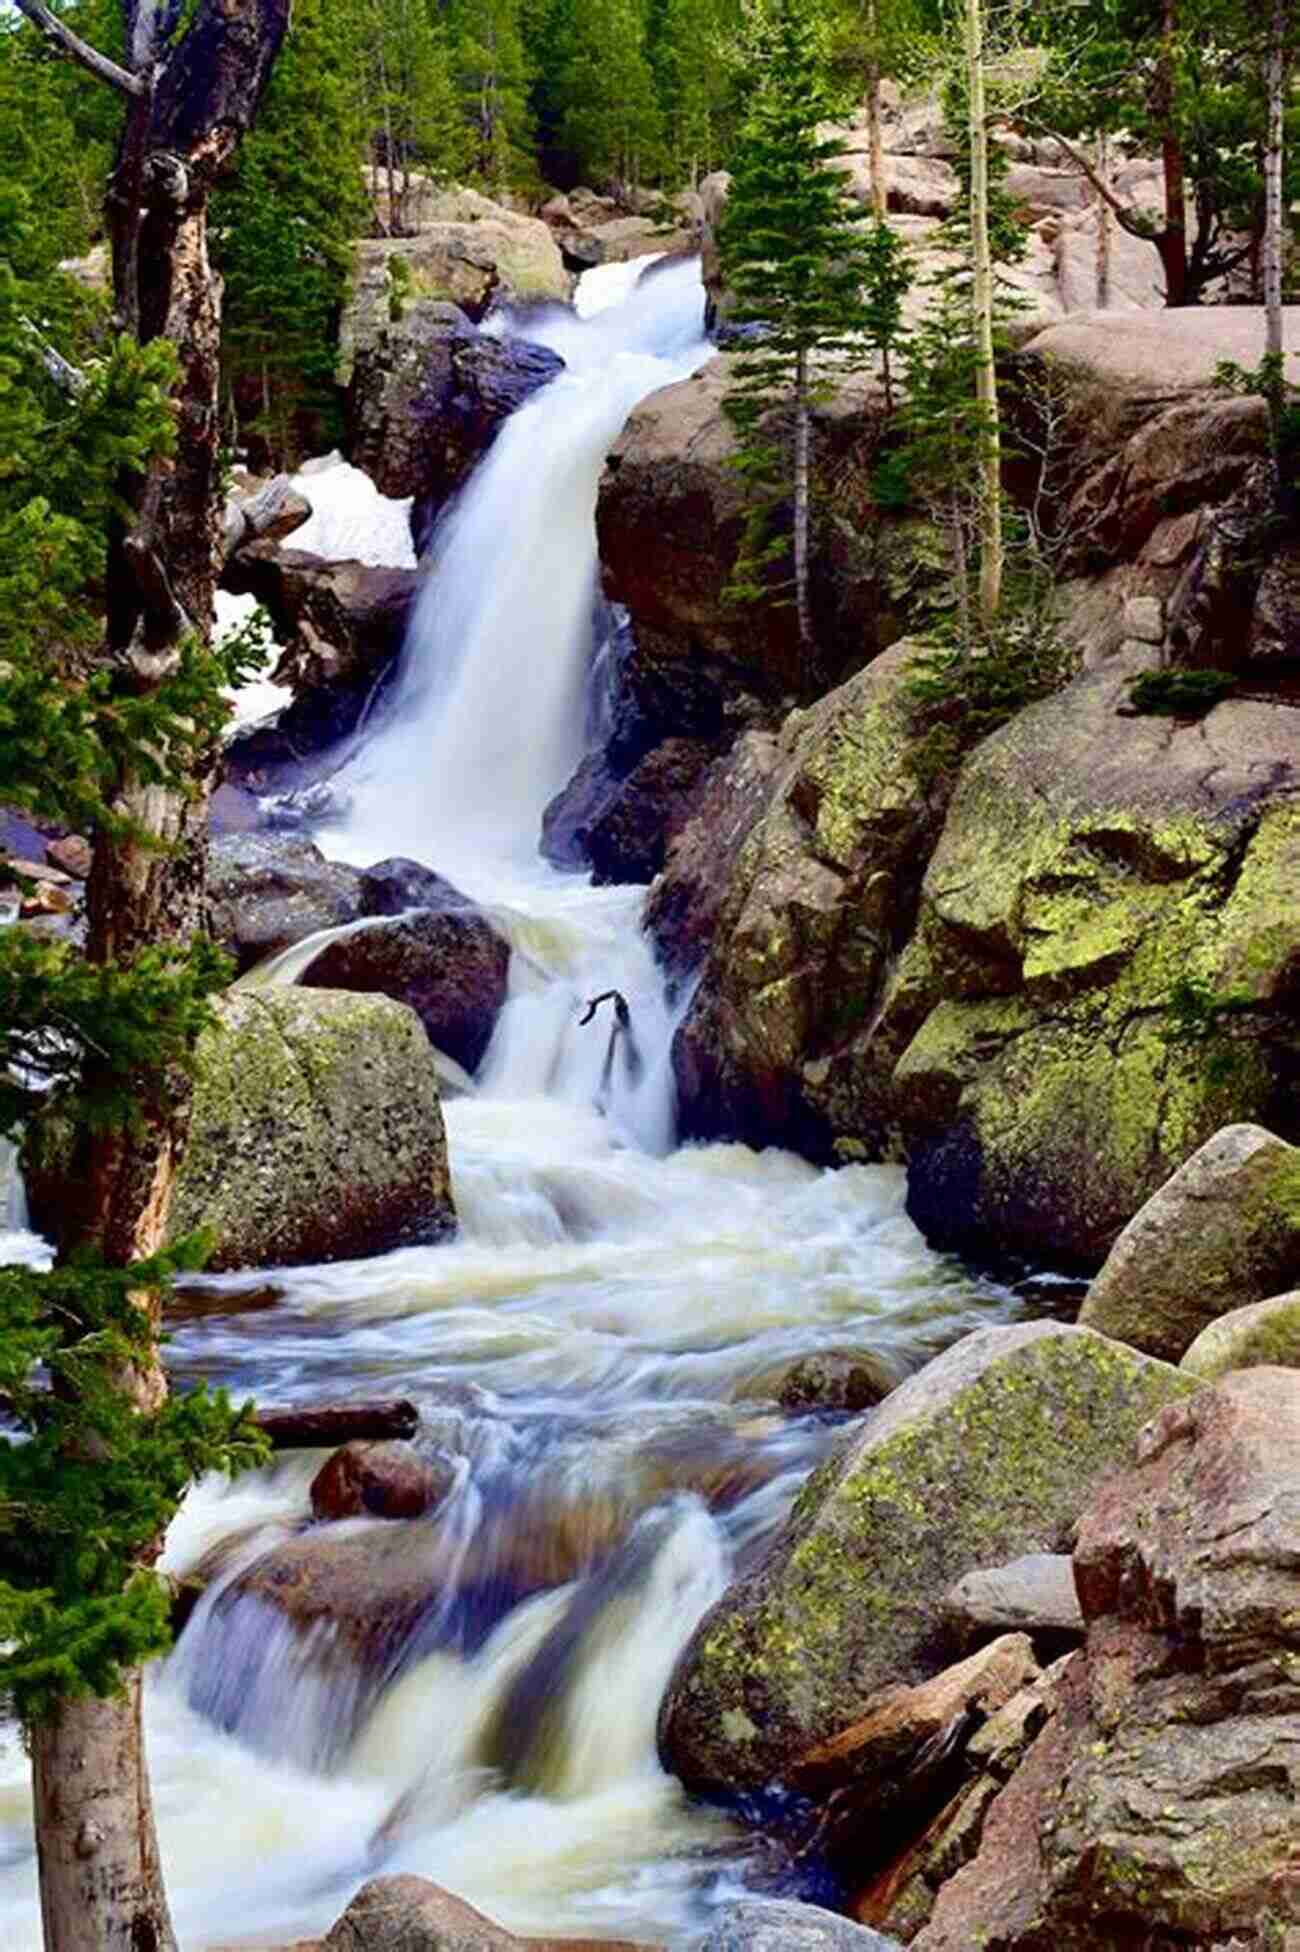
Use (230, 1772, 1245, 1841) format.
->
(169, 990, 455, 1270)
(1078, 1123, 1300, 1360)
(657, 1322, 1195, 1792)
(912, 1369, 1300, 1951)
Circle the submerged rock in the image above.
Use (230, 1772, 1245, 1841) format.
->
(207, 833, 364, 973)
(1078, 1123, 1300, 1361)
(323, 1875, 651, 1952)
(170, 989, 455, 1270)
(310, 1441, 452, 1522)
(299, 904, 510, 1076)
(657, 1322, 1195, 1792)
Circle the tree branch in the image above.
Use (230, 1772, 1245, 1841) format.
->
(1011, 118, 1162, 244)
(19, 316, 87, 397)
(12, 0, 147, 97)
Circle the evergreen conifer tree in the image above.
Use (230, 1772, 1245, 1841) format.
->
(449, 0, 537, 187)
(720, 0, 907, 653)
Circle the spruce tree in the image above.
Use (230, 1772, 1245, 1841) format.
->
(556, 0, 662, 190)
(720, 0, 906, 654)
(448, 0, 537, 188)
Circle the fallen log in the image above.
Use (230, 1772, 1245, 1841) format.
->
(254, 1398, 419, 1448)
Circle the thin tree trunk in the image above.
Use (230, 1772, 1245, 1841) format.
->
(865, 0, 887, 223)
(1263, 0, 1286, 468)
(1153, 0, 1188, 305)
(793, 348, 813, 655)
(964, 0, 1002, 628)
(32, 1676, 173, 1952)
(1095, 130, 1111, 308)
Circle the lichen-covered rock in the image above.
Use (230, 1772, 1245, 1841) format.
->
(298, 906, 510, 1075)
(1078, 1124, 1300, 1360)
(207, 834, 363, 973)
(657, 1322, 1195, 1792)
(170, 990, 455, 1270)
(896, 661, 1300, 1264)
(914, 1369, 1300, 1952)
(1180, 1288, 1300, 1380)
(668, 642, 950, 1155)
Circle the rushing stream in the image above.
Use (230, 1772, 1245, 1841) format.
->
(0, 257, 1030, 1950)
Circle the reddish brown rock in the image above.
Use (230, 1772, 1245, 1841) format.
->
(310, 1441, 450, 1522)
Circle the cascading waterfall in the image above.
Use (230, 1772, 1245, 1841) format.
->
(0, 257, 1028, 1952)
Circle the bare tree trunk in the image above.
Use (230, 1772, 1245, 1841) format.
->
(793, 348, 813, 656)
(1095, 130, 1112, 309)
(865, 0, 887, 223)
(1263, 0, 1290, 507)
(32, 1679, 172, 1952)
(1153, 0, 1188, 305)
(13, 4, 289, 1944)
(964, 0, 1002, 628)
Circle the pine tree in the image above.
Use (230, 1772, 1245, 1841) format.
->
(651, 0, 736, 187)
(448, 0, 537, 187)
(720, 0, 905, 654)
(555, 0, 662, 189)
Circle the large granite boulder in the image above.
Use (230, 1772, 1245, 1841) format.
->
(169, 990, 455, 1270)
(666, 642, 951, 1156)
(1078, 1124, 1300, 1360)
(298, 904, 510, 1076)
(913, 1369, 1300, 1951)
(1181, 1289, 1300, 1380)
(896, 661, 1300, 1264)
(207, 834, 364, 973)
(696, 1900, 903, 1952)
(657, 1322, 1195, 1792)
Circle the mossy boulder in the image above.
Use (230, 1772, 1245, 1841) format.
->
(669, 642, 950, 1155)
(1079, 1123, 1300, 1361)
(170, 989, 455, 1270)
(894, 659, 1300, 1264)
(656, 1322, 1196, 1792)
(1180, 1289, 1300, 1380)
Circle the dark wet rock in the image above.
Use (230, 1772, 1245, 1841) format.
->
(657, 1322, 1195, 1793)
(299, 906, 510, 1076)
(584, 736, 720, 885)
(346, 306, 565, 549)
(222, 546, 421, 789)
(643, 732, 782, 983)
(1078, 1123, 1300, 1362)
(540, 751, 624, 871)
(207, 833, 363, 973)
(736, 1347, 898, 1415)
(310, 1441, 453, 1522)
(359, 857, 473, 918)
(696, 1899, 903, 1952)
(940, 1554, 1083, 1656)
(913, 1369, 1300, 1952)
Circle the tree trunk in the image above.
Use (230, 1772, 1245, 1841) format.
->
(32, 1678, 174, 1952)
(1095, 131, 1112, 309)
(1263, 0, 1287, 491)
(793, 348, 813, 656)
(1152, 0, 1188, 305)
(964, 0, 1002, 628)
(13, 4, 290, 1945)
(865, 0, 887, 224)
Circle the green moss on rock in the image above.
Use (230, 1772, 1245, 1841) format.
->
(657, 1321, 1196, 1791)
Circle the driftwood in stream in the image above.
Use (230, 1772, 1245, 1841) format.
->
(255, 1398, 420, 1449)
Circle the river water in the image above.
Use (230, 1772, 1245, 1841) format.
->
(0, 258, 1028, 1950)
